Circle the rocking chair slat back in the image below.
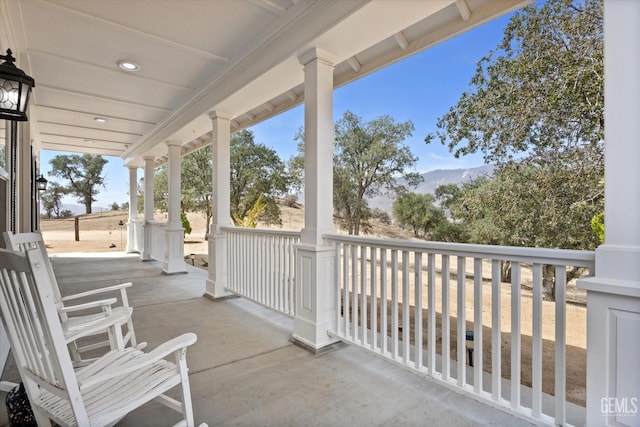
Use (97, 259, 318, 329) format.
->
(0, 248, 90, 425)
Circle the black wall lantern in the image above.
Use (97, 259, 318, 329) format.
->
(36, 174, 48, 191)
(0, 49, 35, 121)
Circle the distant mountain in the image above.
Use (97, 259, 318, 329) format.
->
(43, 203, 111, 217)
(368, 164, 494, 214)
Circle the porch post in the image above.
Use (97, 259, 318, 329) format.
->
(141, 156, 155, 261)
(164, 141, 186, 274)
(205, 111, 233, 299)
(292, 48, 339, 350)
(578, 1, 640, 425)
(126, 166, 138, 253)
(17, 121, 32, 232)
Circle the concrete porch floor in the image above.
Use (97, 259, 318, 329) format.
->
(1, 253, 534, 427)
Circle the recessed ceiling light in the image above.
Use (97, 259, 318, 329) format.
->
(117, 60, 139, 72)
(84, 140, 94, 144)
(93, 117, 107, 123)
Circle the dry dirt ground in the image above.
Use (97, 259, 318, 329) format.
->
(39, 205, 587, 406)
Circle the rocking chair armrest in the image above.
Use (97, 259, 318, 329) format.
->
(58, 298, 118, 313)
(77, 333, 198, 389)
(61, 282, 133, 302)
(63, 310, 130, 344)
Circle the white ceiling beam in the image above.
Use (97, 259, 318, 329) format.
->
(394, 32, 409, 50)
(40, 0, 229, 62)
(36, 105, 157, 126)
(347, 56, 362, 73)
(456, 0, 472, 22)
(249, 0, 287, 16)
(245, 112, 256, 121)
(264, 101, 275, 112)
(36, 84, 173, 112)
(286, 90, 298, 101)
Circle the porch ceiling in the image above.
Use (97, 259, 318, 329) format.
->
(0, 0, 529, 167)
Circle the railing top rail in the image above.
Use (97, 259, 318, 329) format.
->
(220, 226, 301, 238)
(323, 232, 595, 267)
(146, 220, 167, 226)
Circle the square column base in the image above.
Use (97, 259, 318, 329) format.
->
(578, 276, 640, 426)
(140, 222, 153, 261)
(205, 232, 232, 299)
(163, 227, 186, 274)
(292, 243, 340, 350)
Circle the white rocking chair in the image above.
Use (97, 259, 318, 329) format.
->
(0, 248, 205, 427)
(3, 231, 137, 362)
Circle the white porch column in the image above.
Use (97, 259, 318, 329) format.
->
(126, 166, 138, 253)
(205, 111, 233, 299)
(164, 141, 186, 274)
(141, 156, 155, 261)
(292, 48, 339, 350)
(578, 1, 640, 425)
(17, 121, 32, 232)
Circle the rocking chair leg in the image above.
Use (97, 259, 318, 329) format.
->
(127, 318, 137, 347)
(175, 348, 195, 427)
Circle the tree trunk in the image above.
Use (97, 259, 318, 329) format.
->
(84, 195, 92, 214)
(542, 265, 555, 301)
(501, 261, 512, 282)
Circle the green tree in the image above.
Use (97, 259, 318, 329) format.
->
(230, 130, 288, 226)
(181, 145, 213, 234)
(590, 212, 604, 244)
(426, 0, 604, 297)
(181, 211, 192, 235)
(314, 111, 421, 235)
(48, 154, 108, 214)
(40, 182, 66, 218)
(428, 0, 603, 168)
(393, 192, 444, 238)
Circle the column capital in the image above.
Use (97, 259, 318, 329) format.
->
(165, 140, 182, 148)
(298, 47, 338, 67)
(208, 111, 233, 121)
(143, 155, 156, 163)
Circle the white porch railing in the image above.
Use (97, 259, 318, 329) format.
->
(223, 226, 300, 316)
(147, 221, 167, 261)
(323, 233, 595, 426)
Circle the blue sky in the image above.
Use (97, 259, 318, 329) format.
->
(40, 10, 514, 209)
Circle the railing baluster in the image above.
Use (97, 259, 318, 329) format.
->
(361, 245, 368, 346)
(531, 263, 543, 418)
(441, 255, 450, 380)
(427, 253, 435, 375)
(473, 258, 483, 394)
(380, 249, 388, 356)
(335, 242, 342, 336)
(510, 262, 521, 409)
(402, 250, 410, 364)
(457, 256, 466, 387)
(351, 245, 358, 342)
(555, 265, 567, 425)
(491, 259, 501, 401)
(414, 252, 423, 370)
(391, 249, 399, 360)
(344, 244, 351, 339)
(371, 247, 378, 352)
